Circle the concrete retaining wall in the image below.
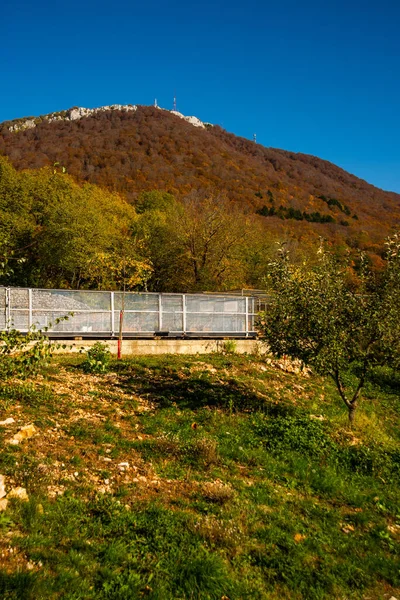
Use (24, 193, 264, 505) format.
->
(55, 338, 266, 356)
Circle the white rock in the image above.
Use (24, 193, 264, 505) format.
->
(170, 110, 205, 128)
(9, 119, 36, 132)
(185, 115, 206, 128)
(0, 418, 15, 426)
(7, 487, 29, 501)
(7, 103, 210, 134)
(8, 104, 138, 132)
(7, 423, 37, 444)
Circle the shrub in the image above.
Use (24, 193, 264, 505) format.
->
(81, 342, 111, 373)
(0, 324, 65, 379)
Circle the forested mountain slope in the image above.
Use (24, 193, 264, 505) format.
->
(1, 104, 399, 276)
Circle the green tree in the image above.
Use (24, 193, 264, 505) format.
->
(0, 157, 34, 281)
(0, 157, 148, 290)
(135, 190, 176, 214)
(257, 236, 400, 423)
(131, 194, 185, 291)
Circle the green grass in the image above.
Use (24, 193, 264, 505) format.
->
(0, 353, 399, 599)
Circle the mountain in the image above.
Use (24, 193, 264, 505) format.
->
(1, 104, 399, 258)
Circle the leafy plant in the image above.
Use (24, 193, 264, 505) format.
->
(81, 342, 111, 373)
(220, 339, 237, 355)
(258, 234, 400, 423)
(0, 319, 68, 379)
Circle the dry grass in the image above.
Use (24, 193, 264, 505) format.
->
(201, 480, 235, 504)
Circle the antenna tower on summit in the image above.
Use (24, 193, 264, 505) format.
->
(173, 94, 177, 111)
(154, 98, 158, 108)
(253, 133, 257, 144)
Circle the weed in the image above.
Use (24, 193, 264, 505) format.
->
(0, 382, 54, 408)
(201, 480, 235, 504)
(81, 342, 111, 373)
(220, 339, 237, 355)
(192, 437, 219, 466)
(0, 512, 13, 531)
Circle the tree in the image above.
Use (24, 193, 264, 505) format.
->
(132, 191, 254, 292)
(135, 190, 176, 214)
(257, 236, 400, 424)
(131, 194, 185, 292)
(0, 158, 37, 283)
(0, 157, 147, 290)
(176, 193, 248, 291)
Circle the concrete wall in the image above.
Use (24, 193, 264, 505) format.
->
(55, 338, 266, 356)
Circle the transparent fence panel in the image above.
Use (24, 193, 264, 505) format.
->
(9, 310, 29, 331)
(10, 288, 29, 310)
(114, 293, 158, 311)
(33, 289, 111, 311)
(1, 288, 257, 336)
(248, 315, 255, 332)
(161, 295, 183, 331)
(186, 314, 246, 333)
(162, 295, 183, 312)
(162, 312, 183, 331)
(33, 311, 112, 333)
(186, 295, 246, 314)
(116, 311, 158, 333)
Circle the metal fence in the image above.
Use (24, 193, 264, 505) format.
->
(0, 287, 257, 338)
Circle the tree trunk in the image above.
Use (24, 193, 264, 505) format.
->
(348, 403, 357, 426)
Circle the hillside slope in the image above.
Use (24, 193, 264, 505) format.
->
(0, 353, 399, 599)
(1, 105, 399, 254)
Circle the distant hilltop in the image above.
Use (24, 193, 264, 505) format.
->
(4, 104, 208, 133)
(1, 102, 399, 264)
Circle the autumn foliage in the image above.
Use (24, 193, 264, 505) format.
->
(1, 106, 400, 290)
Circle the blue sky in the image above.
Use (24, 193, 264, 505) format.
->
(2, 0, 400, 192)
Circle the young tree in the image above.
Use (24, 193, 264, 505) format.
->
(258, 235, 400, 424)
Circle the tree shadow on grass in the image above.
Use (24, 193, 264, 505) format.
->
(0, 570, 38, 599)
(114, 366, 294, 417)
(367, 367, 400, 395)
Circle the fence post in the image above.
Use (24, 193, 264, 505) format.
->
(182, 294, 186, 335)
(111, 292, 115, 336)
(28, 288, 33, 330)
(245, 296, 249, 338)
(158, 294, 163, 331)
(5, 287, 10, 331)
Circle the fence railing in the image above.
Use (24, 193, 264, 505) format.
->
(0, 287, 257, 338)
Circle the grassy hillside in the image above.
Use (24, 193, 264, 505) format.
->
(0, 352, 399, 599)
